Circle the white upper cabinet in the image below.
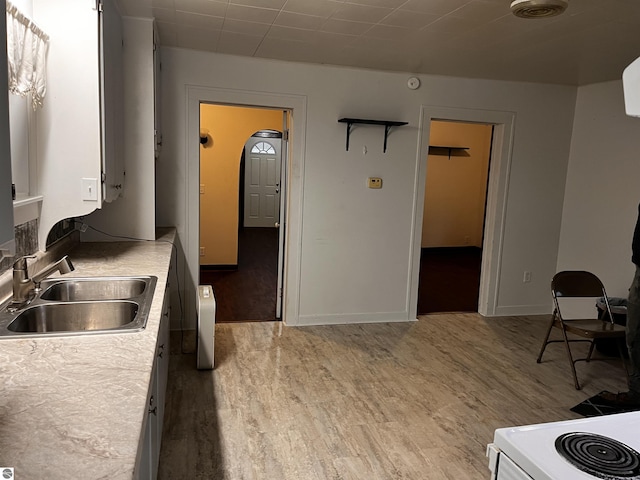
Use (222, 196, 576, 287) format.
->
(100, 0, 124, 203)
(32, 0, 123, 247)
(0, 0, 15, 258)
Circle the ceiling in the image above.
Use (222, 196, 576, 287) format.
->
(115, 0, 640, 86)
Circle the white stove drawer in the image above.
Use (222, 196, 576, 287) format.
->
(487, 444, 533, 480)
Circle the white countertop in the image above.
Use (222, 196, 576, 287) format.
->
(0, 230, 175, 479)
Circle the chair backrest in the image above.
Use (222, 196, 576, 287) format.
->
(551, 270, 605, 298)
(551, 270, 614, 323)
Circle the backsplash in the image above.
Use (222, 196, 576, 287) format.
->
(0, 218, 78, 276)
(0, 219, 39, 274)
(46, 219, 76, 248)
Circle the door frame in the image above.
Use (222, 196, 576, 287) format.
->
(186, 86, 307, 326)
(410, 105, 516, 318)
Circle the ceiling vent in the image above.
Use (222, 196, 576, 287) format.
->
(510, 0, 568, 18)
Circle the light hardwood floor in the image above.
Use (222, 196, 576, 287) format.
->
(158, 314, 628, 480)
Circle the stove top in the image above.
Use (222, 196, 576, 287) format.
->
(493, 412, 640, 480)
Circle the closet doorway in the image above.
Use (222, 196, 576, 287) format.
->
(418, 120, 493, 314)
(198, 104, 289, 323)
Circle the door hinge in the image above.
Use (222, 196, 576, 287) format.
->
(96, 0, 104, 12)
(283, 129, 289, 142)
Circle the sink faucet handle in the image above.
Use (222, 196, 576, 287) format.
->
(13, 255, 37, 271)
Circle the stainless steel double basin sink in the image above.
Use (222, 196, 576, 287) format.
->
(0, 276, 157, 338)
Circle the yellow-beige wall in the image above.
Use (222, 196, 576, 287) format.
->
(200, 105, 283, 265)
(422, 121, 493, 248)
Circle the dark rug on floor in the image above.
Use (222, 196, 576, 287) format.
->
(570, 390, 640, 417)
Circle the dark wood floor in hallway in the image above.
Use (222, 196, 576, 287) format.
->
(200, 227, 279, 322)
(417, 247, 482, 314)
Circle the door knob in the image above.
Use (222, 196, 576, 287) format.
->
(275, 222, 280, 228)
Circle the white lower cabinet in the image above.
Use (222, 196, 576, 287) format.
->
(137, 284, 171, 479)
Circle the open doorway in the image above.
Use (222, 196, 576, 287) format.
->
(198, 104, 288, 323)
(418, 120, 493, 314)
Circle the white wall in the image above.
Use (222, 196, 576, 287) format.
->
(557, 80, 640, 297)
(157, 48, 577, 328)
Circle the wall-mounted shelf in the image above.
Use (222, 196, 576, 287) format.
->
(338, 118, 408, 153)
(428, 145, 470, 159)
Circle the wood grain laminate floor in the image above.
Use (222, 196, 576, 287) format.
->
(158, 313, 629, 480)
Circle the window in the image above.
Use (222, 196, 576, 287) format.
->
(251, 142, 276, 154)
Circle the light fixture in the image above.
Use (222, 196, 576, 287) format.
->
(510, 0, 568, 18)
(200, 129, 213, 148)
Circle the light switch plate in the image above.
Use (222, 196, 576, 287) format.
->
(368, 177, 382, 189)
(81, 178, 98, 201)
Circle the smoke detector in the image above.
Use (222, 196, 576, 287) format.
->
(510, 0, 568, 18)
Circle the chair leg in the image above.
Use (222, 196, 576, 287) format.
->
(586, 340, 596, 362)
(537, 312, 556, 363)
(560, 325, 581, 390)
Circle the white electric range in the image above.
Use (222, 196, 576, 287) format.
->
(487, 411, 640, 479)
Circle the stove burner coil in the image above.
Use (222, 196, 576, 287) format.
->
(555, 432, 640, 479)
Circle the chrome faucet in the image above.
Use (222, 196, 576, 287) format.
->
(8, 255, 74, 311)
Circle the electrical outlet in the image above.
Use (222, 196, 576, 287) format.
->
(368, 177, 382, 189)
(523, 271, 532, 283)
(200, 247, 205, 256)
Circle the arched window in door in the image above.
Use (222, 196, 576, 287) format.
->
(251, 141, 276, 155)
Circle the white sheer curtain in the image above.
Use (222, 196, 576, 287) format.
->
(6, 1, 49, 109)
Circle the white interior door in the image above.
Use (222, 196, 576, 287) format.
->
(243, 136, 281, 227)
(276, 112, 289, 318)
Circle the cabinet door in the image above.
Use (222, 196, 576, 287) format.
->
(99, 0, 124, 202)
(157, 286, 171, 443)
(0, 0, 15, 257)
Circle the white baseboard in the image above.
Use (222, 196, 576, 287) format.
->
(295, 311, 415, 326)
(492, 304, 552, 316)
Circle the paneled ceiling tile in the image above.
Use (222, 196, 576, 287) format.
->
(176, 10, 225, 29)
(151, 7, 175, 23)
(350, 33, 406, 51)
(266, 25, 316, 42)
(217, 31, 264, 55)
(230, 0, 286, 9)
(281, 0, 342, 18)
(274, 11, 324, 30)
(320, 17, 373, 35)
(400, 0, 473, 15)
(379, 10, 439, 29)
(331, 3, 394, 23)
(313, 30, 358, 47)
(450, 1, 509, 22)
(155, 21, 178, 45)
(420, 15, 483, 34)
(346, 0, 406, 8)
(225, 3, 280, 23)
(222, 18, 272, 35)
(364, 24, 412, 40)
(169, 0, 228, 17)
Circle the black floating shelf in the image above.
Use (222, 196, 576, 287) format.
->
(428, 145, 470, 159)
(338, 118, 408, 153)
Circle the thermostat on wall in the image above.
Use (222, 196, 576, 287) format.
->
(368, 177, 383, 189)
